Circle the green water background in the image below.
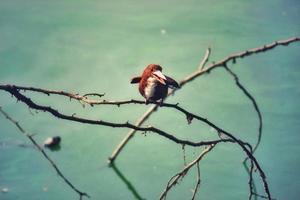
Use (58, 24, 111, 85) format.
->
(0, 0, 299, 199)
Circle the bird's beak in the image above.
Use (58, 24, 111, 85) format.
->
(152, 70, 167, 85)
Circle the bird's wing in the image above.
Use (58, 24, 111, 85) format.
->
(130, 76, 142, 84)
(165, 76, 180, 89)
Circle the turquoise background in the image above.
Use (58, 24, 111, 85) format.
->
(0, 0, 299, 199)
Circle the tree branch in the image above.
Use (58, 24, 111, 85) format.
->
(159, 144, 215, 200)
(181, 37, 300, 85)
(0, 107, 90, 200)
(223, 65, 263, 154)
(0, 84, 234, 148)
(198, 47, 211, 70)
(0, 84, 272, 199)
(1, 37, 296, 199)
(191, 161, 201, 200)
(109, 46, 213, 163)
(109, 37, 300, 164)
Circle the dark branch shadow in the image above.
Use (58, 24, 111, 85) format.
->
(110, 163, 146, 200)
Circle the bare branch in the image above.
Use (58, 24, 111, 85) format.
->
(181, 37, 300, 85)
(159, 144, 215, 200)
(252, 193, 276, 200)
(223, 65, 264, 197)
(223, 65, 266, 200)
(1, 84, 105, 106)
(0, 107, 90, 200)
(82, 93, 105, 98)
(0, 84, 234, 148)
(223, 66, 263, 154)
(191, 162, 201, 200)
(109, 46, 213, 163)
(0, 37, 296, 200)
(110, 37, 300, 164)
(0, 84, 272, 199)
(248, 159, 255, 200)
(108, 105, 157, 162)
(182, 145, 187, 166)
(199, 47, 211, 70)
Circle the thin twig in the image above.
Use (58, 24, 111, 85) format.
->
(108, 105, 157, 162)
(191, 162, 201, 200)
(243, 159, 258, 200)
(199, 47, 211, 70)
(82, 93, 105, 98)
(0, 107, 90, 200)
(181, 37, 300, 85)
(159, 145, 215, 200)
(252, 193, 276, 200)
(182, 145, 187, 166)
(223, 65, 263, 154)
(249, 159, 255, 200)
(5, 85, 105, 105)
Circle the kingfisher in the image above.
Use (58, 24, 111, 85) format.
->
(131, 64, 180, 104)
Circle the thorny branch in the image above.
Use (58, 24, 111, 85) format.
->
(0, 107, 90, 200)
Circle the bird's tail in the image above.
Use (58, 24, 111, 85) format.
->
(166, 76, 180, 89)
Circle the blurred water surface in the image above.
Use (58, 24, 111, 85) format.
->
(0, 0, 299, 199)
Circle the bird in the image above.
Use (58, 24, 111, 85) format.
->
(131, 64, 180, 104)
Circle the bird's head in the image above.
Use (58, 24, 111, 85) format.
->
(144, 64, 167, 85)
